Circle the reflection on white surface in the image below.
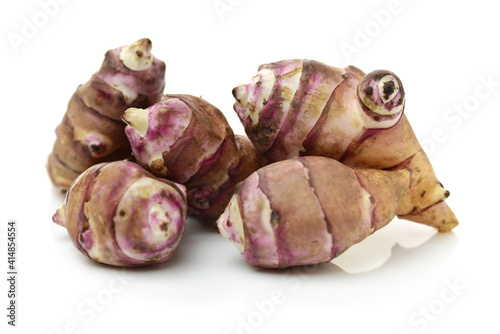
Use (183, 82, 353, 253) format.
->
(331, 220, 455, 274)
(12, 179, 468, 334)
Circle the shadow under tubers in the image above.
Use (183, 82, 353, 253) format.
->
(253, 226, 458, 280)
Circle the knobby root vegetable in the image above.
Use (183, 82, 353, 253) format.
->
(232, 59, 457, 232)
(217, 156, 418, 268)
(53, 161, 187, 267)
(47, 38, 166, 191)
(123, 94, 269, 220)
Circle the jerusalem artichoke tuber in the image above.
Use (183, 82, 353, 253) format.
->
(232, 60, 457, 232)
(217, 156, 418, 268)
(123, 94, 268, 220)
(47, 38, 166, 191)
(53, 161, 187, 267)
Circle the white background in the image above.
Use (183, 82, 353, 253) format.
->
(1, 0, 499, 333)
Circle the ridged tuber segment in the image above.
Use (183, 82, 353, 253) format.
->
(47, 38, 166, 191)
(53, 161, 187, 267)
(217, 156, 415, 268)
(123, 94, 268, 220)
(233, 59, 457, 232)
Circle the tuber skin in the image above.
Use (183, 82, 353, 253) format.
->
(53, 161, 187, 267)
(217, 156, 418, 269)
(232, 60, 457, 232)
(47, 38, 166, 191)
(123, 94, 269, 220)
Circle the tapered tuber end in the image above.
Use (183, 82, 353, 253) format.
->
(391, 152, 458, 232)
(232, 69, 276, 126)
(120, 38, 153, 71)
(232, 84, 249, 122)
(358, 70, 405, 129)
(232, 85, 248, 108)
(399, 201, 459, 232)
(52, 206, 66, 227)
(216, 206, 230, 238)
(123, 108, 149, 137)
(217, 195, 246, 253)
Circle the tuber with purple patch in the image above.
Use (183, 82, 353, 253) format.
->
(217, 156, 419, 268)
(53, 161, 187, 267)
(123, 94, 268, 220)
(47, 38, 166, 191)
(232, 59, 457, 232)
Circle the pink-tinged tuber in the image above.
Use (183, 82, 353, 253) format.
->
(123, 94, 268, 220)
(53, 161, 187, 267)
(217, 156, 418, 268)
(47, 38, 166, 191)
(232, 60, 457, 232)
